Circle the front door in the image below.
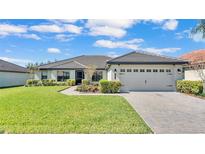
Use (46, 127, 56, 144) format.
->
(75, 70, 84, 84)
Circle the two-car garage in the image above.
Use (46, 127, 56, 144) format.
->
(107, 51, 187, 92)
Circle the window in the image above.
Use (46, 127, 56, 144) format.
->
(166, 69, 171, 72)
(114, 73, 117, 80)
(133, 69, 138, 72)
(146, 69, 151, 72)
(57, 71, 70, 81)
(153, 69, 158, 72)
(120, 69, 125, 72)
(127, 69, 132, 72)
(140, 69, 145, 72)
(92, 71, 103, 82)
(159, 69, 164, 72)
(41, 71, 47, 79)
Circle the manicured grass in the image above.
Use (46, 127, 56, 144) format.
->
(0, 86, 152, 134)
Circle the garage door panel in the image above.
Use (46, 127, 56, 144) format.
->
(119, 72, 174, 91)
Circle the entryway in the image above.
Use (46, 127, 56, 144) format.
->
(75, 70, 84, 84)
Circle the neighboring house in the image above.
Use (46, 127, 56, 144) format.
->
(0, 59, 29, 87)
(35, 51, 187, 92)
(181, 49, 205, 81)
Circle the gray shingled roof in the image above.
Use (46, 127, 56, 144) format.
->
(0, 59, 29, 73)
(107, 51, 188, 64)
(39, 55, 112, 70)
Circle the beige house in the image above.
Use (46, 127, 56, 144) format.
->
(35, 51, 188, 92)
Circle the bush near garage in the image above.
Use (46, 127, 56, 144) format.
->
(76, 84, 99, 93)
(99, 80, 122, 93)
(176, 80, 203, 95)
(82, 79, 90, 85)
(66, 79, 76, 86)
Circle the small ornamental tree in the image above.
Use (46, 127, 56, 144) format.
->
(84, 65, 96, 83)
(26, 62, 39, 79)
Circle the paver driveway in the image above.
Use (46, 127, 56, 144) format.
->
(122, 92, 205, 134)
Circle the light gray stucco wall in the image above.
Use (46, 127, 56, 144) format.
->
(0, 71, 29, 87)
(184, 69, 204, 81)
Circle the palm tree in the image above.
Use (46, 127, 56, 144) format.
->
(192, 19, 205, 38)
(26, 62, 39, 79)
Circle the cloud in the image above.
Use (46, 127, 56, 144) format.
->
(94, 38, 180, 54)
(107, 51, 120, 58)
(86, 19, 138, 38)
(30, 24, 82, 34)
(0, 56, 32, 66)
(17, 33, 41, 40)
(90, 26, 126, 38)
(162, 19, 178, 30)
(57, 19, 79, 23)
(64, 24, 82, 34)
(55, 34, 74, 42)
(30, 24, 63, 33)
(0, 24, 27, 36)
(94, 38, 144, 50)
(141, 47, 181, 54)
(191, 32, 205, 42)
(175, 29, 190, 39)
(47, 48, 61, 54)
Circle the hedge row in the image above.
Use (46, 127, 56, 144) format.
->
(176, 80, 203, 95)
(26, 79, 76, 87)
(99, 80, 122, 93)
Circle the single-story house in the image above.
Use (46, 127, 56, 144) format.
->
(0, 59, 29, 88)
(35, 51, 188, 91)
(180, 49, 205, 81)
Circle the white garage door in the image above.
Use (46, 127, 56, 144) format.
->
(119, 68, 175, 91)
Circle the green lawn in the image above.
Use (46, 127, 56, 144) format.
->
(0, 86, 152, 134)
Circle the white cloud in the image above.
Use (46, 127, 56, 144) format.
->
(30, 24, 82, 34)
(94, 38, 180, 55)
(86, 19, 138, 38)
(58, 19, 79, 23)
(191, 32, 205, 42)
(162, 19, 178, 30)
(86, 19, 138, 28)
(47, 48, 61, 54)
(175, 29, 190, 39)
(90, 26, 126, 38)
(0, 24, 27, 36)
(17, 33, 41, 40)
(94, 38, 143, 50)
(141, 47, 181, 54)
(64, 24, 82, 34)
(55, 34, 73, 42)
(30, 24, 63, 33)
(0, 56, 32, 66)
(107, 51, 120, 58)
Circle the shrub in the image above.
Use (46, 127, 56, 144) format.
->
(99, 79, 110, 93)
(42, 79, 56, 86)
(82, 79, 90, 85)
(99, 80, 122, 93)
(76, 84, 99, 93)
(26, 79, 40, 86)
(176, 80, 203, 95)
(56, 82, 67, 86)
(66, 79, 76, 86)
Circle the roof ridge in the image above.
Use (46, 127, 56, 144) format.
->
(135, 50, 188, 62)
(0, 59, 28, 69)
(107, 51, 135, 62)
(73, 60, 87, 68)
(38, 55, 85, 67)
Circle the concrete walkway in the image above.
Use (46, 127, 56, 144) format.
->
(122, 92, 205, 134)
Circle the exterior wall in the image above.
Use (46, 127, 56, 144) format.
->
(0, 71, 29, 87)
(107, 64, 184, 91)
(34, 70, 76, 80)
(184, 69, 204, 81)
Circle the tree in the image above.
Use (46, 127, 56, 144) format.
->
(192, 19, 205, 38)
(84, 65, 96, 82)
(26, 62, 39, 79)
